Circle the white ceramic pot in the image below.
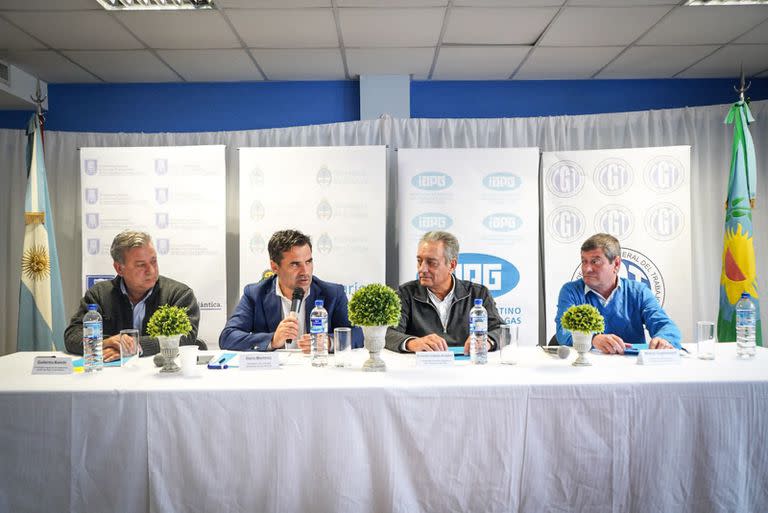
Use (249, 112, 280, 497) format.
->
(571, 331, 593, 367)
(361, 325, 388, 372)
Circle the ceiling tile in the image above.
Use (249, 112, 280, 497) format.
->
(115, 11, 240, 49)
(677, 44, 768, 78)
(339, 8, 443, 47)
(597, 45, 719, 78)
(540, 6, 671, 46)
(433, 46, 529, 79)
(733, 18, 768, 44)
(346, 47, 434, 79)
(2, 11, 141, 50)
(516, 46, 622, 79)
(0, 17, 45, 49)
(0, 50, 99, 82)
(64, 50, 179, 82)
(157, 49, 261, 81)
(0, 0, 96, 9)
(216, 0, 330, 6)
(638, 5, 768, 45)
(250, 48, 345, 79)
(444, 7, 559, 45)
(228, 8, 338, 48)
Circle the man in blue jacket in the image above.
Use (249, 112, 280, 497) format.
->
(555, 233, 681, 354)
(219, 229, 362, 351)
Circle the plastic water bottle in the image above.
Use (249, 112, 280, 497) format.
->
(470, 299, 488, 365)
(310, 300, 329, 367)
(82, 304, 103, 372)
(736, 293, 757, 359)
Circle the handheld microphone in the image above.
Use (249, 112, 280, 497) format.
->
(285, 287, 304, 346)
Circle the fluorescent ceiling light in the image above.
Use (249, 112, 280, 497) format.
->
(95, 0, 214, 10)
(686, 0, 768, 5)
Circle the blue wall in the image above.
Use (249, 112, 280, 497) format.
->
(1, 78, 766, 132)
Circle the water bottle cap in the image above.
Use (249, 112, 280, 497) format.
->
(315, 299, 324, 307)
(474, 299, 483, 306)
(87, 304, 98, 310)
(741, 293, 751, 299)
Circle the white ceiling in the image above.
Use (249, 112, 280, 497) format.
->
(0, 0, 767, 84)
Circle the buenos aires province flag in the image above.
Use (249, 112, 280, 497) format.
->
(717, 100, 762, 345)
(17, 114, 66, 351)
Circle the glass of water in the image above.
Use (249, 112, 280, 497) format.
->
(696, 321, 715, 360)
(119, 329, 140, 367)
(498, 324, 518, 365)
(333, 327, 352, 368)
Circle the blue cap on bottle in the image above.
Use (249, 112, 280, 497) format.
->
(474, 299, 483, 306)
(741, 293, 751, 299)
(315, 299, 324, 307)
(87, 304, 98, 310)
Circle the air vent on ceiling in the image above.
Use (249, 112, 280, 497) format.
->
(0, 61, 9, 86)
(96, 0, 213, 10)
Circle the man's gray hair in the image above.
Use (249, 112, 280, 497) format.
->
(581, 233, 621, 261)
(420, 231, 460, 264)
(110, 230, 153, 265)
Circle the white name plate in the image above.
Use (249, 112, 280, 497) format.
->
(240, 352, 280, 370)
(32, 356, 73, 375)
(416, 351, 454, 367)
(637, 349, 681, 366)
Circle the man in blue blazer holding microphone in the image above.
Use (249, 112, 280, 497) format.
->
(219, 229, 362, 352)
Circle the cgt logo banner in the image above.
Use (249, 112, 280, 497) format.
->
(541, 146, 692, 343)
(398, 148, 541, 345)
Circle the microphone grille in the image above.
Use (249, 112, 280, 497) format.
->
(557, 345, 571, 359)
(292, 287, 305, 300)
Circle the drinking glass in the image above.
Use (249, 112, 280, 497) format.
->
(696, 321, 715, 360)
(333, 328, 352, 368)
(119, 329, 140, 367)
(498, 324, 518, 365)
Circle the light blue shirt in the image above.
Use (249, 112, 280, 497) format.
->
(120, 279, 154, 332)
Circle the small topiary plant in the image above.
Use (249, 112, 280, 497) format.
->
(561, 304, 605, 334)
(146, 305, 192, 337)
(348, 283, 401, 327)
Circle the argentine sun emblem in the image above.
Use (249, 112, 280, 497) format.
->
(22, 244, 51, 281)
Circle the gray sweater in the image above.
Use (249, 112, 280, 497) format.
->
(64, 275, 201, 357)
(385, 278, 502, 353)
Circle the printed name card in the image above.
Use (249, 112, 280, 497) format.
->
(240, 352, 280, 370)
(32, 356, 73, 375)
(416, 351, 455, 367)
(637, 349, 681, 366)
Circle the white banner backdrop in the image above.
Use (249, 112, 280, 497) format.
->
(397, 148, 541, 345)
(542, 146, 693, 342)
(80, 146, 227, 347)
(238, 146, 386, 296)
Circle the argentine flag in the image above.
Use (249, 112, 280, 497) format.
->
(17, 114, 66, 351)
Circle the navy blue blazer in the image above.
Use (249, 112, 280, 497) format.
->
(219, 275, 363, 351)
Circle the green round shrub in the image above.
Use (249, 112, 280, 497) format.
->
(146, 305, 192, 337)
(561, 304, 605, 334)
(348, 283, 401, 327)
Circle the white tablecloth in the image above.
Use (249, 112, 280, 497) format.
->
(1, 345, 766, 513)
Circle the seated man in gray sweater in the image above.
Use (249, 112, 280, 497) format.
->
(386, 231, 502, 353)
(64, 230, 201, 362)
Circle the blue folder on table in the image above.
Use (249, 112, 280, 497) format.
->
(623, 343, 649, 355)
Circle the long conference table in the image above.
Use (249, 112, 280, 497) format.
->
(0, 344, 766, 513)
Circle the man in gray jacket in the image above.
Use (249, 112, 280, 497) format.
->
(64, 230, 201, 361)
(385, 231, 502, 353)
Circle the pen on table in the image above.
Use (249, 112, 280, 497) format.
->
(218, 356, 226, 364)
(679, 347, 690, 354)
